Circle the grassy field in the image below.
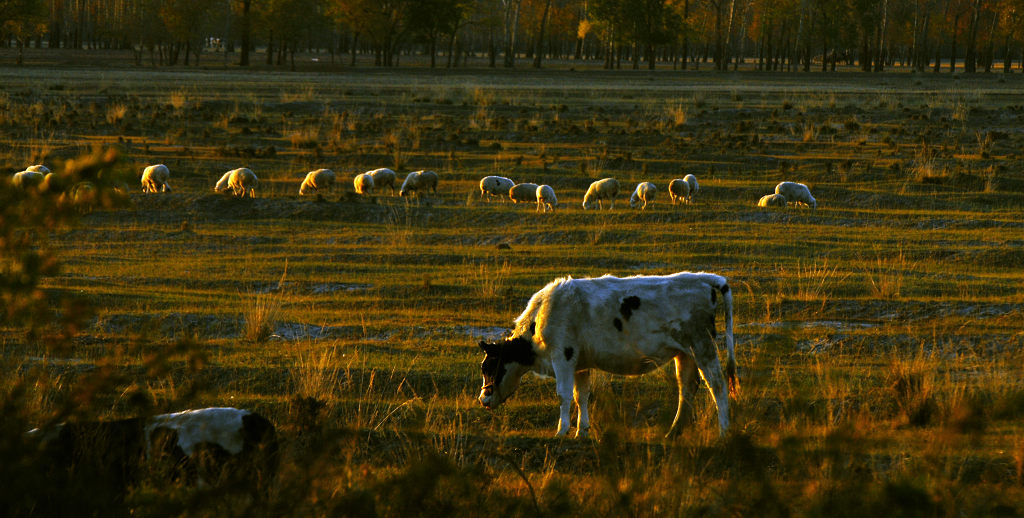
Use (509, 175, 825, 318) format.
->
(2, 65, 1024, 516)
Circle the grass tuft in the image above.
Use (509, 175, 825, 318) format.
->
(242, 262, 288, 343)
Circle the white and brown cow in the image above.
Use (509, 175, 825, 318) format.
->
(477, 272, 737, 438)
(29, 407, 277, 490)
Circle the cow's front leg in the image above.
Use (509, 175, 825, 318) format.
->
(552, 360, 576, 437)
(574, 369, 593, 438)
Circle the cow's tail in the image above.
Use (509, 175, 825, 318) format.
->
(722, 282, 739, 397)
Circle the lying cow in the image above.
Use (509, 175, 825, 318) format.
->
(477, 272, 737, 438)
(29, 407, 277, 492)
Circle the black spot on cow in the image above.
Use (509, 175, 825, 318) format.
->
(619, 296, 641, 321)
(711, 287, 717, 304)
(721, 284, 730, 295)
(479, 336, 537, 386)
(504, 336, 536, 365)
(564, 347, 574, 361)
(613, 318, 623, 331)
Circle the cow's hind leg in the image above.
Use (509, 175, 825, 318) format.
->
(667, 354, 702, 437)
(574, 369, 593, 438)
(692, 341, 731, 435)
(552, 359, 576, 437)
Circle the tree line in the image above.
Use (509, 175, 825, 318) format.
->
(3, 0, 1024, 72)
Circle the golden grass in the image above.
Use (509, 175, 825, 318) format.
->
(2, 68, 1023, 516)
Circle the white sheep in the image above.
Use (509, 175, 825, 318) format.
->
(216, 168, 258, 198)
(367, 168, 397, 195)
(69, 181, 97, 212)
(26, 164, 50, 174)
(480, 175, 515, 201)
(11, 170, 45, 190)
(683, 174, 699, 202)
(229, 168, 259, 198)
(582, 178, 619, 210)
(629, 182, 658, 210)
(509, 182, 540, 204)
(399, 170, 438, 197)
(214, 171, 232, 193)
(668, 178, 689, 205)
(775, 181, 816, 208)
(536, 184, 557, 212)
(141, 164, 171, 193)
(757, 193, 787, 208)
(299, 168, 336, 196)
(353, 172, 375, 195)
(41, 172, 70, 193)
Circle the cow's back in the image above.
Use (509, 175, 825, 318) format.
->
(531, 273, 724, 374)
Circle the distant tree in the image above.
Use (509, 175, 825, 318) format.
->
(329, 0, 414, 66)
(263, 0, 326, 69)
(160, 0, 216, 65)
(1, 0, 48, 64)
(591, 0, 683, 69)
(407, 0, 469, 67)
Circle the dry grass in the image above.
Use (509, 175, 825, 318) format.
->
(241, 263, 288, 343)
(2, 67, 1023, 517)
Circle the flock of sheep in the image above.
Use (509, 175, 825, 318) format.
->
(10, 162, 818, 211)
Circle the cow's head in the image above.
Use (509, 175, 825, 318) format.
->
(477, 336, 536, 409)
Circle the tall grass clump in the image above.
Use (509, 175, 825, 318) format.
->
(788, 259, 848, 304)
(242, 263, 288, 342)
(472, 259, 512, 298)
(290, 342, 342, 402)
(866, 247, 912, 299)
(106, 104, 128, 125)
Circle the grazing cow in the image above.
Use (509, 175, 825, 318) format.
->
(29, 407, 277, 491)
(477, 272, 737, 438)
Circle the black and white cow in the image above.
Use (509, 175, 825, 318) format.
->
(29, 407, 277, 490)
(477, 272, 737, 438)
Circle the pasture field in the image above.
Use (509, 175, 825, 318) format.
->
(2, 65, 1024, 516)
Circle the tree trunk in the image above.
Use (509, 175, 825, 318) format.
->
(533, 0, 552, 68)
(240, 0, 251, 66)
(1003, 36, 1012, 73)
(964, 0, 979, 73)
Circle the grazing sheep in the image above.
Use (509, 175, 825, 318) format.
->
(69, 182, 98, 212)
(41, 172, 71, 194)
(27, 407, 277, 496)
(216, 168, 258, 198)
(26, 164, 50, 174)
(299, 168, 336, 196)
(758, 193, 787, 208)
(229, 168, 259, 198)
(582, 178, 620, 210)
(536, 184, 557, 212)
(668, 178, 690, 205)
(367, 168, 397, 195)
(214, 171, 232, 193)
(141, 164, 171, 193)
(683, 174, 699, 202)
(775, 181, 816, 208)
(480, 176, 515, 201)
(509, 182, 540, 204)
(629, 182, 658, 210)
(399, 170, 438, 197)
(11, 170, 45, 190)
(353, 172, 375, 195)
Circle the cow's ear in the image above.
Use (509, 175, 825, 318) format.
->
(478, 341, 490, 352)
